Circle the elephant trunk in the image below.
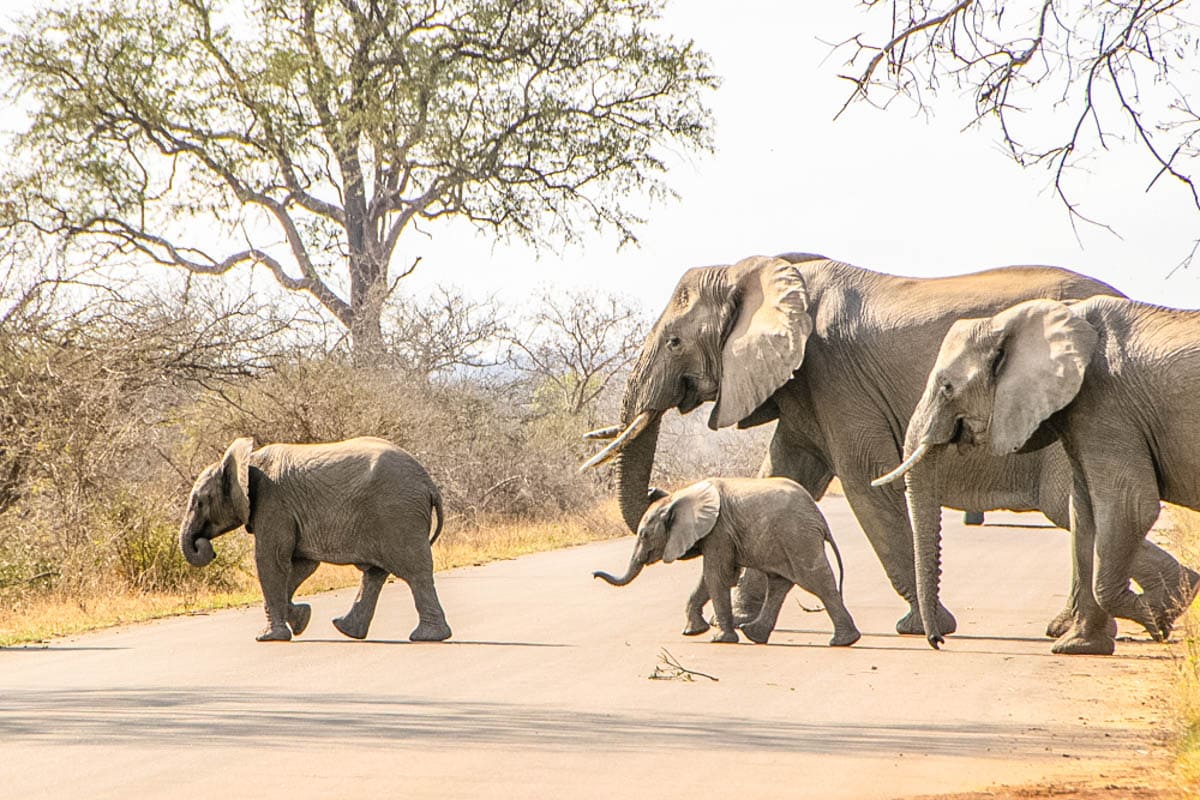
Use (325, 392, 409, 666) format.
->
(593, 551, 646, 587)
(179, 515, 216, 568)
(613, 415, 661, 532)
(905, 445, 945, 648)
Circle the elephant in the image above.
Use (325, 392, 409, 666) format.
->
(581, 253, 1192, 640)
(593, 477, 860, 646)
(873, 296, 1200, 655)
(179, 436, 452, 643)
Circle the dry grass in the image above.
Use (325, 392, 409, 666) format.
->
(1161, 506, 1200, 791)
(0, 500, 625, 647)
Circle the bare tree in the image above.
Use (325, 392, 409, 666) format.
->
(835, 1, 1200, 256)
(386, 285, 508, 379)
(508, 289, 645, 420)
(0, 0, 715, 358)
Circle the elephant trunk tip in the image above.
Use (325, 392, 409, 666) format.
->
(182, 535, 216, 568)
(927, 634, 944, 650)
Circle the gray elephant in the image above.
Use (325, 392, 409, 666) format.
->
(593, 477, 860, 646)
(874, 296, 1200, 655)
(179, 436, 452, 643)
(581, 254, 1192, 639)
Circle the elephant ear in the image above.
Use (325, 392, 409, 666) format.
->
(989, 300, 1097, 456)
(709, 256, 812, 430)
(220, 437, 254, 524)
(662, 480, 721, 563)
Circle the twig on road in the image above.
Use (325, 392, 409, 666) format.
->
(649, 648, 719, 682)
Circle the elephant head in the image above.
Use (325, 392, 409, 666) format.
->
(872, 299, 1098, 646)
(179, 437, 254, 567)
(593, 482, 721, 585)
(581, 254, 818, 532)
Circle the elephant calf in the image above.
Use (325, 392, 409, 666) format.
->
(594, 477, 860, 646)
(180, 436, 452, 643)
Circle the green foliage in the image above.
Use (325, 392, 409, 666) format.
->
(1, 0, 716, 347)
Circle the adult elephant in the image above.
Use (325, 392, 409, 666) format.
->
(582, 254, 1190, 637)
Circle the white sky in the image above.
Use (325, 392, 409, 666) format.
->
(402, 2, 1200, 312)
(3, 1, 1198, 313)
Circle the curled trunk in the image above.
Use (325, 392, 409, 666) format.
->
(179, 516, 216, 568)
(905, 447, 945, 647)
(613, 416, 661, 532)
(593, 556, 646, 587)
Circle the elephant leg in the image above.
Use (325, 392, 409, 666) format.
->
(253, 536, 294, 642)
(791, 555, 861, 647)
(1053, 475, 1116, 655)
(740, 574, 793, 644)
(1091, 486, 1163, 641)
(841, 482, 956, 636)
(401, 572, 452, 642)
(732, 568, 767, 626)
(682, 576, 711, 636)
(707, 579, 739, 644)
(286, 557, 319, 636)
(333, 565, 388, 640)
(1129, 540, 1200, 638)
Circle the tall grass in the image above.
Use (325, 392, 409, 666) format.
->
(1164, 505, 1200, 787)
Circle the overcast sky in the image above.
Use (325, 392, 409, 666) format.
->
(2, 2, 1197, 314)
(403, 2, 1200, 312)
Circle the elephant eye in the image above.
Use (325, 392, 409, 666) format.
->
(939, 380, 954, 398)
(666, 335, 682, 350)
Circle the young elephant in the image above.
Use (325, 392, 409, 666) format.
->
(179, 436, 451, 643)
(594, 477, 860, 646)
(875, 296, 1200, 654)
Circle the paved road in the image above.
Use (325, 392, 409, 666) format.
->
(0, 496, 1175, 799)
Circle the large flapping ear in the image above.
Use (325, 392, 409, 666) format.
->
(662, 480, 722, 563)
(989, 300, 1097, 456)
(220, 437, 254, 523)
(709, 256, 812, 429)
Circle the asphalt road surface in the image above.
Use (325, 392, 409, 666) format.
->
(0, 496, 1175, 799)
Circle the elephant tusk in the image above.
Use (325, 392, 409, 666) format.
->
(581, 424, 621, 441)
(579, 412, 653, 472)
(870, 443, 929, 487)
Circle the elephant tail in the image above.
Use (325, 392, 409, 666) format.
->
(429, 487, 444, 546)
(824, 527, 846, 596)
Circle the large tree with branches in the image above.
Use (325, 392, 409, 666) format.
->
(0, 0, 715, 356)
(836, 1, 1199, 257)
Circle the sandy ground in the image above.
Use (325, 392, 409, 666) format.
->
(0, 496, 1181, 799)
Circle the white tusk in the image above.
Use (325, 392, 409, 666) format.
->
(870, 443, 929, 487)
(581, 425, 621, 441)
(579, 412, 653, 472)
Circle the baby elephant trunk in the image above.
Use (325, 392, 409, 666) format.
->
(179, 516, 216, 568)
(593, 554, 646, 587)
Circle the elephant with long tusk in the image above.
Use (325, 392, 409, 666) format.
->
(581, 253, 1196, 642)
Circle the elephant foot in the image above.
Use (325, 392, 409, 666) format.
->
(895, 604, 957, 637)
(711, 629, 739, 644)
(739, 621, 773, 644)
(1044, 606, 1074, 639)
(287, 603, 312, 637)
(256, 623, 292, 642)
(1146, 565, 1200, 639)
(409, 620, 452, 642)
(829, 627, 861, 647)
(332, 615, 369, 640)
(1051, 628, 1116, 656)
(682, 617, 710, 636)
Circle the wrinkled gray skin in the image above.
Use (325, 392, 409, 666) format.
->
(883, 297, 1200, 654)
(597, 254, 1189, 639)
(594, 477, 860, 646)
(180, 436, 451, 643)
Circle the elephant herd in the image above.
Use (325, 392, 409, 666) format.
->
(181, 253, 1200, 656)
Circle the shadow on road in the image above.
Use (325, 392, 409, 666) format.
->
(0, 646, 129, 653)
(0, 687, 1146, 758)
(291, 639, 571, 648)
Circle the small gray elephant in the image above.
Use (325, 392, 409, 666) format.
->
(179, 436, 452, 643)
(594, 477, 860, 646)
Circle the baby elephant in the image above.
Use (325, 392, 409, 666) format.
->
(594, 477, 859, 646)
(179, 436, 451, 643)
